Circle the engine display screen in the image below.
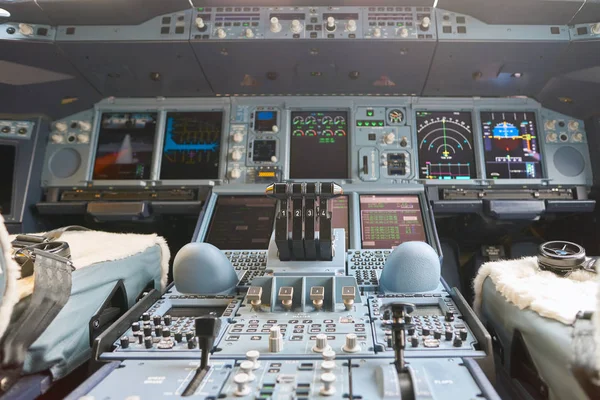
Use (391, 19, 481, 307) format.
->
(206, 196, 277, 250)
(93, 112, 157, 180)
(0, 145, 16, 215)
(416, 111, 477, 180)
(360, 195, 427, 249)
(481, 111, 543, 179)
(160, 112, 223, 180)
(289, 111, 348, 179)
(252, 140, 277, 162)
(254, 111, 278, 132)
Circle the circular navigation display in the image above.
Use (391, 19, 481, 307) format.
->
(416, 111, 477, 180)
(388, 109, 404, 125)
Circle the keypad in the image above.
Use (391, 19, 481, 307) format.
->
(347, 250, 391, 287)
(225, 250, 268, 286)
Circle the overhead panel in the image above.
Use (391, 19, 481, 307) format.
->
(424, 9, 569, 97)
(56, 10, 214, 98)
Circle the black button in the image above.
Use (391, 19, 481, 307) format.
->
(306, 25, 313, 31)
(551, 27, 560, 34)
(161, 27, 169, 34)
(225, 8, 232, 12)
(443, 26, 452, 34)
(37, 27, 48, 36)
(252, 22, 259, 27)
(349, 34, 356, 38)
(66, 27, 75, 35)
(175, 26, 184, 34)
(387, 21, 394, 26)
(178, 15, 184, 21)
(577, 26, 588, 35)
(315, 25, 322, 31)
(456, 16, 466, 24)
(215, 22, 222, 27)
(293, 34, 300, 38)
(311, 17, 318, 23)
(224, 22, 231, 27)
(457, 26, 467, 34)
(162, 17, 171, 24)
(234, 22, 240, 26)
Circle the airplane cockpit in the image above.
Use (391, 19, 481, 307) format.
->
(0, 1, 599, 399)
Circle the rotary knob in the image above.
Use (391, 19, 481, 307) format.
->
(342, 333, 360, 353)
(55, 122, 68, 132)
(131, 322, 140, 332)
(232, 132, 244, 143)
(592, 23, 600, 35)
(373, 28, 382, 38)
(51, 134, 64, 144)
(453, 337, 463, 347)
(230, 168, 242, 179)
(573, 132, 584, 142)
(383, 133, 395, 144)
(422, 327, 430, 336)
(174, 331, 183, 342)
(231, 150, 243, 161)
(120, 336, 129, 349)
(246, 350, 260, 369)
(143, 325, 152, 337)
(545, 120, 557, 130)
(313, 333, 331, 353)
(187, 338, 197, 349)
(445, 329, 453, 341)
(347, 20, 357, 32)
(162, 328, 171, 338)
(445, 311, 454, 322)
(217, 28, 227, 39)
(79, 121, 92, 132)
(18, 23, 33, 36)
(196, 17, 206, 31)
(291, 19, 303, 34)
(272, 125, 279, 133)
(568, 120, 580, 131)
(399, 27, 409, 38)
(322, 349, 336, 361)
(153, 315, 162, 326)
(154, 325, 163, 337)
(326, 16, 336, 32)
(270, 17, 282, 33)
(245, 28, 254, 38)
(144, 336, 153, 349)
(546, 133, 558, 142)
(421, 16, 431, 31)
(434, 329, 442, 340)
(321, 360, 336, 373)
(459, 329, 468, 341)
(163, 315, 172, 326)
(142, 313, 150, 322)
(410, 336, 419, 347)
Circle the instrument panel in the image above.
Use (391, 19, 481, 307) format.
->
(40, 96, 593, 190)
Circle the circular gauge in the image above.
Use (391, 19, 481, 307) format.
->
(305, 116, 317, 125)
(388, 109, 404, 125)
(416, 111, 477, 180)
(335, 130, 347, 136)
(321, 116, 333, 125)
(322, 129, 334, 136)
(334, 116, 345, 125)
(306, 130, 317, 136)
(292, 116, 304, 125)
(293, 129, 304, 136)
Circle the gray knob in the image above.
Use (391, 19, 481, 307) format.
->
(313, 333, 330, 353)
(342, 333, 360, 353)
(269, 326, 283, 353)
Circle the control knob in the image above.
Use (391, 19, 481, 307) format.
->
(592, 23, 600, 35)
(422, 327, 430, 336)
(185, 331, 194, 342)
(245, 28, 254, 38)
(239, 361, 256, 381)
(144, 336, 153, 349)
(459, 328, 468, 341)
(546, 133, 558, 142)
(399, 27, 409, 38)
(77, 134, 89, 144)
(55, 122, 68, 132)
(131, 322, 140, 332)
(573, 132, 584, 142)
(120, 336, 129, 349)
(269, 326, 283, 352)
(232, 132, 244, 143)
(153, 315, 161, 326)
(230, 168, 242, 179)
(196, 17, 207, 31)
(79, 121, 92, 131)
(233, 373, 251, 397)
(143, 325, 152, 337)
(420, 16, 431, 31)
(445, 329, 453, 341)
(320, 373, 336, 396)
(383, 133, 395, 144)
(433, 329, 442, 340)
(453, 337, 463, 347)
(246, 350, 261, 369)
(322, 349, 336, 361)
(410, 336, 419, 347)
(163, 315, 172, 326)
(272, 125, 279, 133)
(51, 134, 64, 144)
(154, 325, 163, 337)
(142, 312, 150, 321)
(162, 328, 171, 338)
(187, 338, 197, 349)
(291, 19, 303, 34)
(545, 120, 557, 130)
(313, 333, 331, 353)
(270, 17, 282, 33)
(400, 137, 408, 147)
(217, 28, 227, 39)
(346, 20, 357, 32)
(373, 27, 382, 37)
(568, 120, 580, 131)
(342, 333, 360, 353)
(326, 16, 336, 32)
(231, 150, 243, 161)
(321, 360, 336, 373)
(174, 331, 183, 342)
(445, 311, 454, 322)
(18, 23, 33, 36)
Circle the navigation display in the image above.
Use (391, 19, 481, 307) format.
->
(289, 111, 348, 179)
(254, 110, 278, 132)
(416, 111, 477, 180)
(160, 112, 223, 180)
(93, 112, 157, 180)
(0, 145, 15, 215)
(205, 196, 277, 250)
(359, 195, 427, 249)
(481, 111, 543, 179)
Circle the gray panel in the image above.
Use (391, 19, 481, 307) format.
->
(194, 41, 434, 95)
(194, 1, 434, 5)
(58, 41, 213, 97)
(436, 0, 583, 25)
(37, 0, 192, 26)
(0, 0, 51, 25)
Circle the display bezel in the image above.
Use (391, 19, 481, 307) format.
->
(87, 101, 229, 186)
(479, 110, 545, 180)
(358, 194, 428, 250)
(0, 144, 17, 218)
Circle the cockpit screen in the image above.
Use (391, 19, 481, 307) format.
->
(205, 196, 277, 250)
(360, 195, 427, 249)
(254, 111, 278, 132)
(481, 111, 543, 179)
(0, 145, 15, 215)
(93, 112, 157, 180)
(160, 112, 222, 180)
(416, 111, 477, 180)
(289, 111, 348, 179)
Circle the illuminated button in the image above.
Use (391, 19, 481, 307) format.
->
(258, 171, 276, 178)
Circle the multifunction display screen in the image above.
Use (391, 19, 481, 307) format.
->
(254, 111, 278, 132)
(93, 112, 157, 180)
(160, 112, 223, 180)
(205, 196, 277, 250)
(359, 195, 427, 249)
(481, 111, 543, 179)
(289, 111, 348, 179)
(0, 145, 16, 215)
(416, 111, 477, 180)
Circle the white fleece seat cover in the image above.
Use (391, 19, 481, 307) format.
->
(2, 229, 170, 379)
(474, 256, 597, 325)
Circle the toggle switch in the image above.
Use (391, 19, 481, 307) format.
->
(310, 286, 325, 310)
(313, 333, 331, 353)
(247, 286, 263, 310)
(342, 286, 356, 311)
(278, 286, 294, 310)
